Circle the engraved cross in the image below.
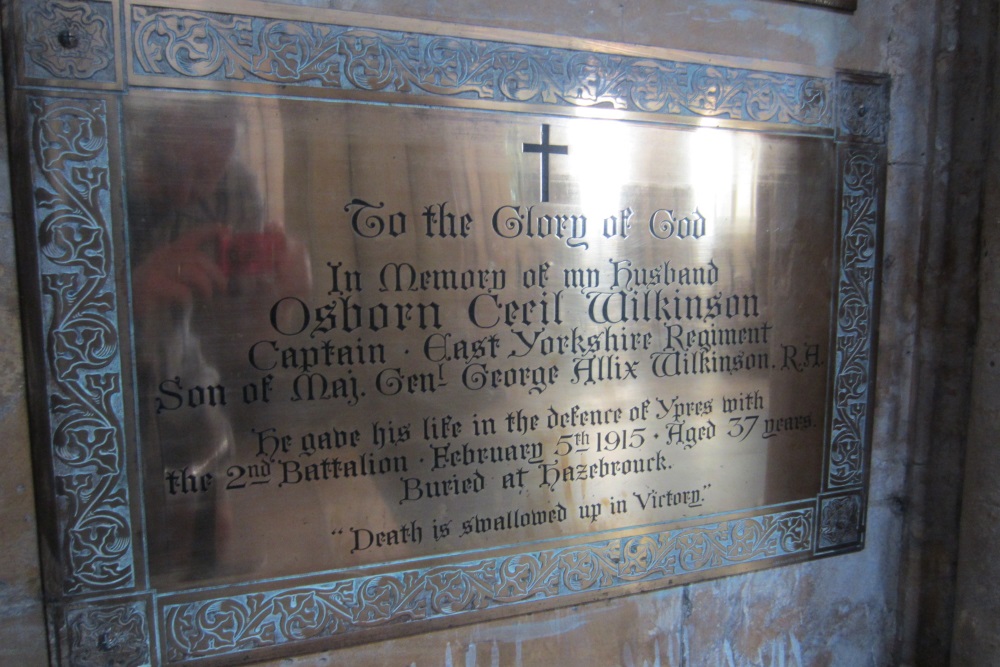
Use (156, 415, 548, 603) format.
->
(523, 124, 568, 203)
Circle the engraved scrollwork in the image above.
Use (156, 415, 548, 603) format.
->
(675, 529, 715, 571)
(746, 73, 830, 125)
(133, 8, 254, 78)
(843, 142, 879, 186)
(24, 0, 113, 80)
(560, 545, 616, 591)
(28, 97, 132, 593)
(726, 518, 766, 560)
(255, 21, 342, 84)
(560, 52, 627, 106)
(60, 474, 131, 588)
(829, 146, 880, 489)
(66, 600, 150, 667)
(426, 560, 498, 613)
(420, 37, 493, 95)
(689, 66, 744, 117)
(838, 76, 889, 143)
(819, 494, 863, 549)
(131, 6, 833, 128)
(51, 413, 115, 470)
(494, 49, 549, 102)
(355, 572, 426, 625)
(165, 582, 349, 661)
(625, 61, 674, 113)
(200, 599, 256, 643)
(339, 30, 420, 92)
(162, 508, 812, 662)
(778, 509, 813, 552)
(274, 591, 343, 641)
(494, 554, 553, 600)
(619, 534, 662, 576)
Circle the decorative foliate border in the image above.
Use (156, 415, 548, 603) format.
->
(161, 507, 813, 662)
(818, 73, 886, 549)
(127, 4, 834, 128)
(26, 95, 134, 596)
(827, 141, 882, 491)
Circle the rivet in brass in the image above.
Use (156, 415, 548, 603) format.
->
(57, 30, 79, 50)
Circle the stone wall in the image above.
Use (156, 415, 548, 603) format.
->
(0, 0, 971, 664)
(952, 0, 1000, 662)
(0, 32, 50, 667)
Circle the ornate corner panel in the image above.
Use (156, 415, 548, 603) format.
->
(836, 72, 890, 144)
(817, 492, 865, 552)
(61, 597, 153, 667)
(18, 0, 122, 87)
(4, 2, 888, 664)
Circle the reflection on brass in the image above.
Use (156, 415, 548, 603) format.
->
(6, 1, 886, 663)
(127, 92, 835, 586)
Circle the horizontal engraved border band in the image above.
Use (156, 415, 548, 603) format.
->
(129, 4, 834, 128)
(161, 506, 813, 661)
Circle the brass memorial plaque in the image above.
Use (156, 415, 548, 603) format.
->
(3, 1, 887, 663)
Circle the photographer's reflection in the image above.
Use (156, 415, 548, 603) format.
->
(129, 98, 309, 583)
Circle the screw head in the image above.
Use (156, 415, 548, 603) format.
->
(57, 30, 79, 50)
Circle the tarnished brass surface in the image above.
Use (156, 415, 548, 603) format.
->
(125, 92, 834, 587)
